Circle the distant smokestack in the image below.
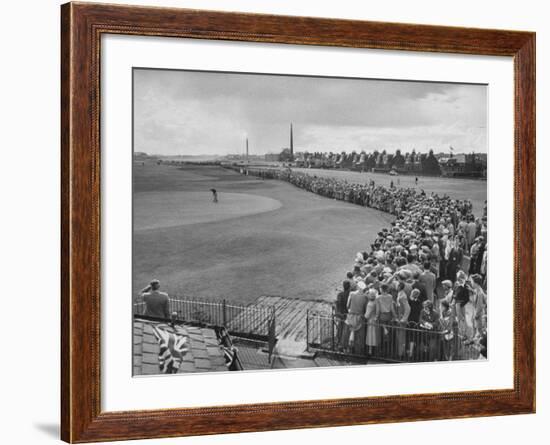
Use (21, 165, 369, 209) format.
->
(290, 123, 294, 159)
(246, 137, 249, 163)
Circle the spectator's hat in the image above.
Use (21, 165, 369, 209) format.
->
(398, 269, 411, 280)
(150, 279, 160, 286)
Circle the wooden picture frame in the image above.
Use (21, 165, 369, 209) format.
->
(61, 2, 535, 442)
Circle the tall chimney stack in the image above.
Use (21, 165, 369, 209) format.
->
(246, 137, 249, 163)
(290, 123, 294, 159)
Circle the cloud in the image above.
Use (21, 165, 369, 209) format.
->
(133, 69, 487, 155)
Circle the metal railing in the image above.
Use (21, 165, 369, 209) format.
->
(134, 297, 273, 336)
(306, 310, 481, 362)
(134, 297, 277, 365)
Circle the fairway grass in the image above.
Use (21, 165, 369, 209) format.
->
(133, 164, 394, 304)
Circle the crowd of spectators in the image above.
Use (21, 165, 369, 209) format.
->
(245, 167, 488, 361)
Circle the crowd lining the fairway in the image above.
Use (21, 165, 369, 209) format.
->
(230, 166, 488, 361)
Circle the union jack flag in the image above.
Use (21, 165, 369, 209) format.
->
(152, 325, 189, 374)
(222, 345, 237, 369)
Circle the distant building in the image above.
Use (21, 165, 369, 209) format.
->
(440, 152, 486, 178)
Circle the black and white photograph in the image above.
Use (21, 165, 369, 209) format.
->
(132, 68, 488, 376)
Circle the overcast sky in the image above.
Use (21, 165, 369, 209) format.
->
(133, 68, 487, 156)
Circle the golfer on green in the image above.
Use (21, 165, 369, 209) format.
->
(210, 188, 218, 203)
